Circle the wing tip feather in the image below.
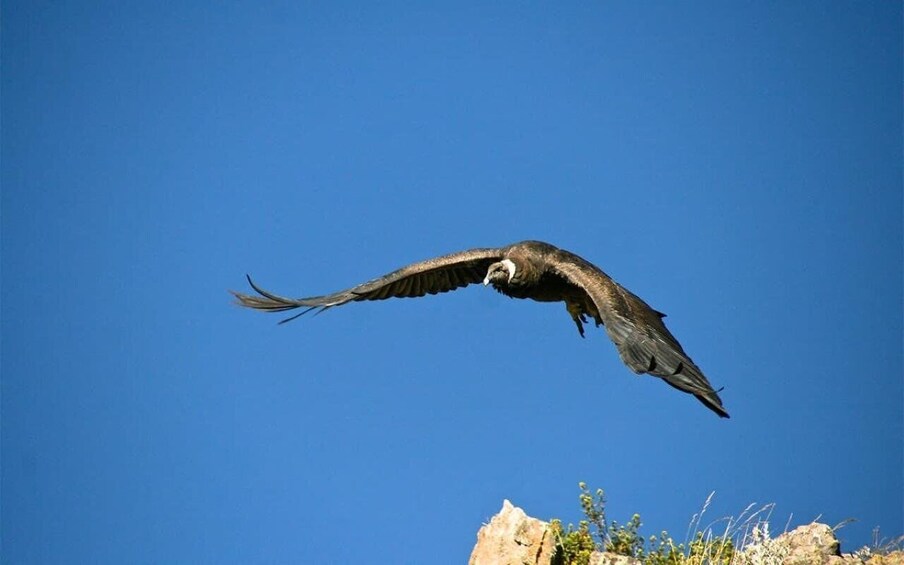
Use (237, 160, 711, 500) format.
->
(230, 274, 310, 322)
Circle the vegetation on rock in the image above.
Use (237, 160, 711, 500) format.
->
(548, 482, 901, 565)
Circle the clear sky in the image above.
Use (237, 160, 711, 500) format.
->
(2, 2, 901, 563)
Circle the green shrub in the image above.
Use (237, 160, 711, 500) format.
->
(549, 518, 597, 565)
(550, 483, 736, 565)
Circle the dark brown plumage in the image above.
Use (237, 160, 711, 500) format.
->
(231, 240, 729, 418)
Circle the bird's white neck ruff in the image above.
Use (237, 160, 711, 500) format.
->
(483, 259, 517, 285)
(501, 259, 516, 282)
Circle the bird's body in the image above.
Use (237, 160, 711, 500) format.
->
(232, 240, 729, 418)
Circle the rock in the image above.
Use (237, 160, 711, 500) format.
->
(469, 500, 558, 565)
(780, 523, 842, 564)
(736, 522, 904, 565)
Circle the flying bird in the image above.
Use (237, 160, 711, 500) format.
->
(231, 240, 729, 418)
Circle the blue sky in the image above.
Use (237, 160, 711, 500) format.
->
(2, 2, 901, 563)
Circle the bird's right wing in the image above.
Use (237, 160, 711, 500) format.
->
(230, 247, 505, 323)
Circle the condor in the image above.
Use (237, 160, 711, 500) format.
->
(232, 240, 729, 418)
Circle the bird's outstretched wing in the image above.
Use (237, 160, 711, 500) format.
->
(549, 249, 729, 418)
(230, 247, 505, 323)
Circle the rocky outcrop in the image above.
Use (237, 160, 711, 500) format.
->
(783, 523, 841, 561)
(469, 500, 557, 565)
(736, 523, 904, 565)
(469, 500, 903, 565)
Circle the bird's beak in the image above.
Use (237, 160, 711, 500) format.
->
(482, 276, 490, 286)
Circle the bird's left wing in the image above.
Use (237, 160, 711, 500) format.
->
(549, 249, 729, 418)
(231, 247, 505, 323)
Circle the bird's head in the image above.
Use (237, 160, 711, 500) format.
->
(483, 259, 517, 287)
